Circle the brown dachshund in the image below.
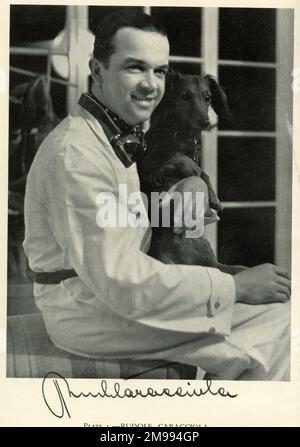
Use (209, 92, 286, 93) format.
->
(137, 72, 245, 273)
(138, 72, 233, 209)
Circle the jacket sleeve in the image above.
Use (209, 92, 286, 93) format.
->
(45, 137, 236, 336)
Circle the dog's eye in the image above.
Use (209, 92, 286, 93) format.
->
(204, 94, 211, 103)
(182, 92, 191, 101)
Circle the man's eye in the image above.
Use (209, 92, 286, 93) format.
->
(128, 65, 143, 72)
(155, 69, 167, 78)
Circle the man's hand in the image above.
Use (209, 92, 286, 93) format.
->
(233, 263, 291, 305)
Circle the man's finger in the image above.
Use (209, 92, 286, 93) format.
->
(274, 266, 291, 280)
(275, 292, 290, 303)
(275, 285, 291, 300)
(277, 276, 291, 291)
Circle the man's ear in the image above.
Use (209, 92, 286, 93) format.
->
(89, 58, 103, 82)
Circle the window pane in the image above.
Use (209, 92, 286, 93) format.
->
(217, 207, 275, 266)
(151, 7, 202, 57)
(10, 5, 66, 45)
(89, 6, 142, 34)
(218, 137, 275, 201)
(219, 8, 276, 62)
(218, 66, 276, 131)
(169, 62, 202, 75)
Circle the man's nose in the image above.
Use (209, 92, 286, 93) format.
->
(139, 72, 157, 91)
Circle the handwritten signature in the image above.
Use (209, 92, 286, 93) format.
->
(42, 372, 238, 419)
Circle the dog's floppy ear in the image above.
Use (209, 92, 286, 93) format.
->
(166, 70, 183, 91)
(152, 71, 183, 124)
(205, 74, 233, 120)
(158, 71, 182, 109)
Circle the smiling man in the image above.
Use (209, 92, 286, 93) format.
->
(23, 9, 290, 380)
(89, 26, 169, 126)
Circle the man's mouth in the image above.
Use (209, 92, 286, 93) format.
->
(132, 94, 156, 103)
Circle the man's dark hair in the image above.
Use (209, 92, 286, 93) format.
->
(93, 9, 168, 67)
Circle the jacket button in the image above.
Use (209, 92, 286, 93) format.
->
(214, 301, 220, 309)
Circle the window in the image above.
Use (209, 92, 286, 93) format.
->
(216, 8, 293, 270)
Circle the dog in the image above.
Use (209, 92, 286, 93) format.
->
(137, 72, 245, 273)
(138, 72, 233, 210)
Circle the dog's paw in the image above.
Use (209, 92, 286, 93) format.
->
(209, 198, 223, 212)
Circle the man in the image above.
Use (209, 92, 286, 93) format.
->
(23, 10, 290, 380)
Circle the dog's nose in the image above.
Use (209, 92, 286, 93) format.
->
(200, 119, 210, 129)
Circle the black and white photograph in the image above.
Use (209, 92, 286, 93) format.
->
(1, 0, 300, 427)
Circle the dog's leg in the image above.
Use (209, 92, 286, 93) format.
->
(200, 170, 223, 211)
(216, 263, 248, 274)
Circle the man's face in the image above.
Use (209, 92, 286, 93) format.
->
(96, 27, 170, 126)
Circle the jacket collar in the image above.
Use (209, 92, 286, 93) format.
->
(78, 92, 147, 168)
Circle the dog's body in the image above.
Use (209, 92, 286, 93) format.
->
(137, 72, 245, 274)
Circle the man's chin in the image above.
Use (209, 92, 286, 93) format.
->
(126, 111, 153, 127)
